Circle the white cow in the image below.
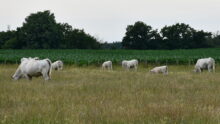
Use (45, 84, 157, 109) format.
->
(194, 57, 215, 73)
(102, 61, 112, 70)
(122, 59, 138, 70)
(150, 66, 168, 75)
(20, 57, 39, 63)
(12, 58, 52, 80)
(52, 60, 63, 70)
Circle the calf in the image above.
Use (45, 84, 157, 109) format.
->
(194, 57, 215, 73)
(122, 59, 138, 70)
(150, 66, 168, 75)
(102, 61, 112, 70)
(52, 60, 63, 70)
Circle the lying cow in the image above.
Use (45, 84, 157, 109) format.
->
(52, 60, 63, 70)
(12, 58, 52, 80)
(150, 66, 168, 75)
(194, 57, 215, 73)
(122, 59, 138, 70)
(102, 61, 112, 70)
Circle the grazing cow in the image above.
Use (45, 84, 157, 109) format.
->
(122, 59, 138, 70)
(12, 58, 52, 80)
(194, 57, 215, 73)
(102, 61, 112, 70)
(20, 57, 39, 63)
(150, 66, 168, 75)
(52, 60, 63, 70)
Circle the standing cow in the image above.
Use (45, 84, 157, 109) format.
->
(102, 61, 112, 70)
(12, 58, 52, 80)
(20, 57, 39, 63)
(194, 57, 215, 73)
(52, 60, 63, 70)
(150, 66, 168, 75)
(122, 59, 138, 70)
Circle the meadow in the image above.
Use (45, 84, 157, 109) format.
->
(1, 48, 220, 124)
(1, 48, 220, 65)
(1, 64, 220, 124)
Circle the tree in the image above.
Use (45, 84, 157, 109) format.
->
(122, 21, 160, 49)
(16, 10, 62, 49)
(161, 23, 195, 49)
(101, 42, 122, 49)
(0, 30, 17, 49)
(209, 31, 220, 47)
(58, 23, 100, 49)
(192, 30, 212, 48)
(161, 23, 211, 49)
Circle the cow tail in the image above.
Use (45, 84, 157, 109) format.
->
(45, 59, 52, 77)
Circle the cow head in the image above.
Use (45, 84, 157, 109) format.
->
(193, 67, 201, 73)
(12, 68, 22, 80)
(58, 61, 63, 70)
(149, 70, 154, 74)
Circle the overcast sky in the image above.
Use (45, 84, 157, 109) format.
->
(0, 0, 220, 42)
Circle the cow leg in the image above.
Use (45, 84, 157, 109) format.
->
(126, 66, 130, 71)
(28, 76, 32, 80)
(213, 65, 215, 73)
(42, 72, 50, 80)
(43, 74, 50, 80)
(41, 68, 51, 81)
(24, 74, 32, 80)
(43, 75, 50, 80)
(208, 65, 213, 72)
(135, 65, 138, 71)
(208, 65, 215, 72)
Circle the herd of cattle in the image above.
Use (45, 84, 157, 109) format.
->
(11, 57, 215, 81)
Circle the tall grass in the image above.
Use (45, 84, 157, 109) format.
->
(1, 65, 220, 123)
(1, 48, 220, 65)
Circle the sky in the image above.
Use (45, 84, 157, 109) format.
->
(0, 0, 220, 42)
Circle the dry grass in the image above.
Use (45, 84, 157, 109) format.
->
(1, 64, 220, 124)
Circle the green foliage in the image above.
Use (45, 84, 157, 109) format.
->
(16, 10, 62, 49)
(0, 30, 16, 48)
(122, 21, 161, 49)
(2, 37, 17, 49)
(122, 22, 213, 50)
(0, 10, 100, 49)
(209, 33, 220, 47)
(58, 23, 100, 49)
(161, 23, 212, 49)
(0, 49, 220, 65)
(101, 42, 122, 49)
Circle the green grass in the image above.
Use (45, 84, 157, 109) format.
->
(1, 48, 220, 65)
(1, 64, 220, 123)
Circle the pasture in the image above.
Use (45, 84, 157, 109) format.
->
(1, 64, 220, 123)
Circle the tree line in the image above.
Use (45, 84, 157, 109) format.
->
(122, 21, 220, 49)
(0, 10, 220, 49)
(0, 10, 100, 49)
